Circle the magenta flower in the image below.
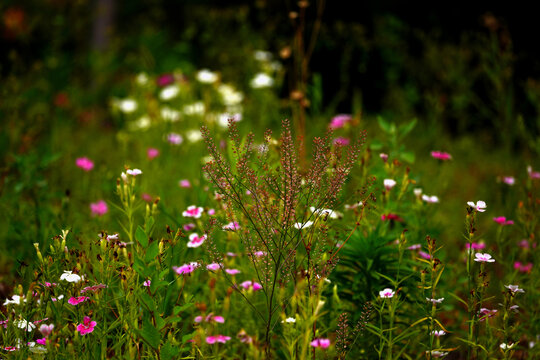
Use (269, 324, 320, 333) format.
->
(206, 263, 221, 271)
(225, 269, 241, 275)
(493, 216, 514, 226)
(179, 179, 191, 188)
(76, 316, 97, 335)
(143, 280, 151, 287)
(167, 133, 183, 145)
(80, 284, 107, 293)
(36, 338, 47, 345)
(187, 233, 206, 248)
(379, 153, 389, 162)
(76, 157, 94, 171)
(528, 166, 540, 179)
(310, 338, 331, 349)
(431, 151, 452, 161)
(147, 148, 160, 160)
(407, 244, 421, 250)
(474, 253, 495, 263)
(68, 296, 89, 305)
(240, 280, 263, 291)
(465, 242, 486, 251)
(381, 213, 403, 222)
(514, 261, 533, 273)
(183, 223, 196, 231)
(467, 201, 487, 212)
(182, 205, 204, 218)
(502, 176, 515, 185)
(90, 200, 108, 216)
(195, 313, 225, 323)
(206, 335, 231, 344)
(157, 74, 175, 87)
(208, 208, 216, 215)
(329, 114, 352, 129)
(173, 262, 199, 275)
(418, 251, 431, 260)
(379, 288, 395, 298)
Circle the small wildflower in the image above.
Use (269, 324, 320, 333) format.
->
(333, 136, 350, 145)
(418, 251, 431, 260)
(381, 213, 403, 222)
(159, 84, 180, 100)
(379, 288, 395, 298)
(90, 200, 108, 216)
(76, 316, 97, 335)
(502, 176, 515, 185)
(36, 338, 47, 345)
(143, 280, 151, 287)
(116, 99, 137, 113)
(68, 296, 89, 305)
(431, 151, 452, 161)
(126, 169, 142, 176)
(422, 195, 439, 203)
(500, 343, 516, 350)
(183, 223, 196, 231)
(429, 350, 449, 358)
(329, 114, 351, 129)
(157, 74, 174, 87)
(493, 216, 514, 225)
(474, 253, 495, 263)
(528, 165, 540, 179)
(60, 271, 82, 283)
(147, 148, 160, 160)
(225, 269, 241, 275)
(3, 295, 25, 306)
(173, 262, 199, 275)
(479, 308, 497, 320)
(465, 242, 486, 251)
(222, 221, 240, 231)
(240, 280, 263, 291)
(467, 200, 487, 212)
(414, 188, 422, 197)
(310, 207, 342, 219)
(167, 133, 183, 145)
(426, 297, 445, 304)
(206, 263, 221, 271)
(505, 284, 524, 295)
(39, 324, 54, 337)
(293, 221, 314, 229)
(431, 330, 446, 336)
(14, 319, 36, 332)
(76, 157, 94, 171)
(383, 179, 397, 190)
(514, 261, 533, 273)
(196, 69, 218, 84)
(250, 73, 274, 88)
(310, 338, 331, 349)
(380, 153, 389, 162)
(206, 335, 231, 344)
(187, 233, 206, 248)
(407, 244, 421, 250)
(282, 317, 296, 323)
(182, 205, 204, 218)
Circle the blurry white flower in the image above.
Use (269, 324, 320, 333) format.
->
(161, 107, 181, 122)
(218, 113, 242, 128)
(500, 343, 515, 350)
(254, 50, 273, 62)
(218, 84, 244, 106)
(422, 195, 439, 203)
(250, 73, 274, 88)
(60, 271, 82, 283)
(127, 169, 142, 176)
(293, 221, 313, 229)
(3, 295, 25, 306)
(282, 317, 296, 323)
(116, 99, 138, 113)
(159, 85, 180, 101)
(186, 129, 203, 143)
(14, 319, 36, 332)
(136, 73, 149, 85)
(196, 69, 218, 84)
(310, 207, 341, 219)
(384, 179, 397, 190)
(167, 133, 183, 145)
(130, 115, 151, 130)
(183, 102, 205, 116)
(414, 188, 423, 197)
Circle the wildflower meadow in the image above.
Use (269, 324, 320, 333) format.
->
(1, 2, 539, 359)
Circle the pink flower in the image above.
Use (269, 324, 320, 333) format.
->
(90, 200, 108, 216)
(329, 114, 352, 129)
(3, 346, 18, 351)
(514, 261, 533, 273)
(39, 324, 54, 337)
(493, 216, 514, 226)
(379, 153, 389, 162)
(502, 176, 515, 185)
(478, 308, 497, 321)
(157, 74, 175, 87)
(179, 179, 191, 188)
(381, 213, 403, 222)
(379, 288, 395, 298)
(81, 284, 108, 293)
(467, 201, 487, 212)
(182, 205, 204, 218)
(431, 151, 452, 161)
(147, 148, 160, 160)
(222, 221, 240, 231)
(76, 157, 94, 171)
(143, 280, 151, 287)
(240, 280, 263, 291)
(474, 253, 495, 263)
(465, 242, 486, 251)
(333, 137, 350, 146)
(418, 251, 431, 260)
(36, 338, 47, 345)
(407, 244, 421, 250)
(528, 166, 540, 179)
(167, 133, 183, 145)
(206, 335, 231, 344)
(225, 269, 241, 275)
(141, 193, 154, 203)
(505, 284, 524, 295)
(183, 223, 196, 231)
(208, 208, 216, 216)
(195, 313, 225, 324)
(173, 262, 199, 275)
(206, 263, 221, 271)
(310, 338, 331, 349)
(187, 233, 206, 248)
(68, 296, 89, 305)
(76, 316, 97, 335)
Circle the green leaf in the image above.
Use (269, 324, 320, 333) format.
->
(161, 341, 179, 360)
(139, 317, 161, 350)
(399, 118, 417, 137)
(400, 151, 415, 163)
(134, 257, 150, 278)
(136, 226, 149, 247)
(145, 241, 160, 263)
(174, 302, 194, 315)
(377, 116, 392, 133)
(140, 293, 156, 312)
(369, 139, 384, 150)
(145, 216, 155, 235)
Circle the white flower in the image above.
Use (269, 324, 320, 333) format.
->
(431, 330, 446, 336)
(117, 99, 138, 113)
(218, 84, 244, 106)
(505, 284, 524, 295)
(422, 195, 439, 203)
(130, 115, 151, 130)
(500, 343, 516, 350)
(428, 350, 448, 358)
(183, 101, 205, 116)
(467, 200, 487, 212)
(159, 85, 180, 101)
(186, 129, 203, 143)
(282, 317, 296, 323)
(127, 169, 142, 176)
(136, 72, 149, 85)
(3, 295, 25, 306)
(379, 288, 395, 298)
(196, 69, 218, 84)
(250, 73, 274, 88)
(414, 188, 423, 197)
(293, 221, 313, 229)
(310, 207, 341, 219)
(254, 50, 273, 62)
(60, 271, 82, 283)
(426, 297, 445, 304)
(218, 113, 242, 128)
(383, 179, 397, 190)
(14, 319, 36, 332)
(160, 106, 181, 122)
(121, 172, 128, 183)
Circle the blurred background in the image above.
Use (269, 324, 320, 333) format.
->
(0, 0, 538, 284)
